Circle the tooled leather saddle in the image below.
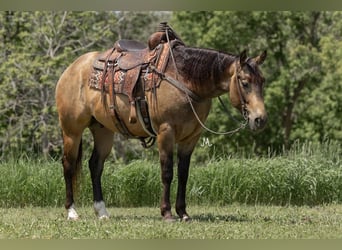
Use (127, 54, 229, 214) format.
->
(89, 23, 181, 147)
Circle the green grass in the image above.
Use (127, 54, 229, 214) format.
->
(0, 141, 341, 239)
(0, 140, 341, 207)
(1, 204, 342, 239)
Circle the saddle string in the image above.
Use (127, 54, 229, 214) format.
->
(164, 26, 180, 80)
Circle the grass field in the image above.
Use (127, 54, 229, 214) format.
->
(1, 204, 342, 239)
(0, 141, 341, 239)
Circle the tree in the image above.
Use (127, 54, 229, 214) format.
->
(0, 11, 116, 158)
(1, 11, 340, 160)
(171, 11, 341, 155)
(295, 12, 342, 142)
(0, 11, 170, 160)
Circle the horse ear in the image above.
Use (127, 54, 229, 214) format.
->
(239, 50, 248, 66)
(254, 50, 267, 65)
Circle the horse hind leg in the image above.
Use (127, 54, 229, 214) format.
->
(62, 132, 83, 220)
(88, 121, 114, 219)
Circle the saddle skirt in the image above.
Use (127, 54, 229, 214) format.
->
(88, 32, 171, 143)
(89, 43, 163, 98)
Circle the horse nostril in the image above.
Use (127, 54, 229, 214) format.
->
(255, 117, 261, 127)
(254, 116, 266, 128)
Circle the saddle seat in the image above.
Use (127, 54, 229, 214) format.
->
(115, 39, 147, 52)
(95, 40, 156, 71)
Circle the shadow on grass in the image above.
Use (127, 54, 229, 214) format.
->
(191, 212, 251, 222)
(106, 213, 251, 223)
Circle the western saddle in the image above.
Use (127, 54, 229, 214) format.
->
(89, 22, 182, 147)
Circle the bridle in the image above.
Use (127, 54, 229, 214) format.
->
(235, 69, 250, 122)
(150, 26, 249, 136)
(185, 68, 249, 136)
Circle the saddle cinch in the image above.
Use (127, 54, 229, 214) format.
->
(89, 30, 172, 146)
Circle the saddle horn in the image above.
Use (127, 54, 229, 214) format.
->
(148, 22, 184, 50)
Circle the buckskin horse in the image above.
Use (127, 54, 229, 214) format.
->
(55, 23, 267, 221)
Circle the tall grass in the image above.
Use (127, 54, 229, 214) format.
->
(0, 141, 341, 207)
(0, 154, 64, 207)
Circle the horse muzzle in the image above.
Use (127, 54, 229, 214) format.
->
(247, 111, 268, 132)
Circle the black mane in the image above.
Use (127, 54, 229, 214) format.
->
(173, 44, 237, 85)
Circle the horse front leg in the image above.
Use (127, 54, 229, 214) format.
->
(160, 151, 174, 221)
(176, 152, 192, 221)
(157, 124, 175, 221)
(175, 139, 199, 222)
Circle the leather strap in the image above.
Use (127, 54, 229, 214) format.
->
(149, 65, 201, 103)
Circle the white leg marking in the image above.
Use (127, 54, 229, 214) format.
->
(181, 215, 191, 222)
(94, 201, 109, 219)
(67, 204, 79, 220)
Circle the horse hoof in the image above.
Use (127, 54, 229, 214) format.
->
(94, 201, 109, 219)
(163, 214, 176, 223)
(67, 215, 79, 221)
(99, 215, 110, 220)
(181, 215, 191, 222)
(67, 206, 79, 220)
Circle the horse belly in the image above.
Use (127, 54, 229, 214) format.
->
(91, 94, 151, 137)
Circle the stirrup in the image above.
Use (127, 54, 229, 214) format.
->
(140, 137, 156, 148)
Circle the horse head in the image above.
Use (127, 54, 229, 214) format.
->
(229, 50, 268, 131)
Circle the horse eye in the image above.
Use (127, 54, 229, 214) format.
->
(241, 81, 249, 88)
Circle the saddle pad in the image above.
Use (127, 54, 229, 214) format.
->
(89, 65, 141, 100)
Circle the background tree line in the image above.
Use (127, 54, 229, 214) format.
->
(0, 11, 341, 161)
(172, 11, 342, 159)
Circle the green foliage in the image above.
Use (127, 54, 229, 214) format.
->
(172, 11, 342, 155)
(0, 11, 341, 161)
(0, 11, 118, 159)
(0, 11, 169, 160)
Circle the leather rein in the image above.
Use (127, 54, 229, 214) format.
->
(186, 74, 249, 136)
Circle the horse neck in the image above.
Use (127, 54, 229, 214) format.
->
(174, 46, 237, 99)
